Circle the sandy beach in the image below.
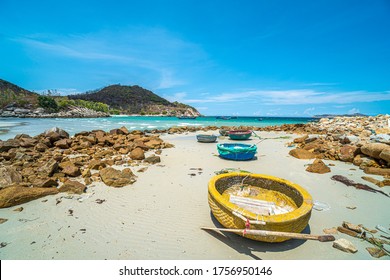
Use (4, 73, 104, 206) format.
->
(0, 129, 389, 260)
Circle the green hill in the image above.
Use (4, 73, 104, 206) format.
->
(0, 79, 39, 108)
(68, 84, 200, 116)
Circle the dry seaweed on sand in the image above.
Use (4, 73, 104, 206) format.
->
(331, 175, 390, 198)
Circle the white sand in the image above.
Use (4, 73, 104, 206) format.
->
(0, 130, 389, 260)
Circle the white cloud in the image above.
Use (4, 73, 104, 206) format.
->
(163, 92, 188, 102)
(182, 89, 390, 105)
(348, 108, 360, 114)
(303, 107, 315, 115)
(13, 28, 207, 90)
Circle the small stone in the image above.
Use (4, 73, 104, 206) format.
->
(144, 155, 161, 164)
(333, 238, 358, 253)
(13, 207, 24, 212)
(366, 247, 387, 258)
(306, 159, 331, 174)
(323, 227, 338, 234)
(0, 218, 8, 224)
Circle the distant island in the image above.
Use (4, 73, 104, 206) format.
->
(0, 79, 200, 118)
(313, 113, 368, 118)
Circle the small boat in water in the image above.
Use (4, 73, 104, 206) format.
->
(216, 116, 232, 120)
(197, 134, 217, 143)
(228, 130, 252, 140)
(217, 143, 257, 161)
(207, 173, 313, 242)
(177, 115, 197, 119)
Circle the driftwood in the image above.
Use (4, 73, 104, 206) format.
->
(331, 175, 390, 198)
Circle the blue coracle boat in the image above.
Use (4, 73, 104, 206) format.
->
(217, 143, 257, 160)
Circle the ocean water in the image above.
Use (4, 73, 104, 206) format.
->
(0, 116, 315, 140)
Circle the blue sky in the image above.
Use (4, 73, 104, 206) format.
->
(1, 0, 389, 116)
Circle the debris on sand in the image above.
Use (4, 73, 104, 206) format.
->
(331, 175, 390, 198)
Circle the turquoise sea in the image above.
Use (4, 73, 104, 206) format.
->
(0, 116, 315, 140)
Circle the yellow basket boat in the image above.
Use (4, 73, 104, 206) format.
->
(208, 173, 313, 242)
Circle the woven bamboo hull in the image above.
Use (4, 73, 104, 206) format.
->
(208, 173, 313, 242)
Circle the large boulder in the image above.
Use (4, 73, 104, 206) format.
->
(54, 139, 72, 149)
(59, 161, 81, 177)
(99, 167, 136, 187)
(339, 145, 359, 162)
(364, 167, 390, 177)
(59, 180, 86, 194)
(306, 159, 331, 174)
(361, 143, 390, 159)
(45, 127, 69, 139)
(37, 158, 59, 177)
(35, 142, 49, 152)
(0, 139, 20, 152)
(379, 149, 390, 164)
(0, 186, 59, 208)
(88, 159, 106, 170)
(293, 135, 308, 143)
(0, 166, 23, 188)
(144, 139, 163, 149)
(130, 147, 145, 160)
(31, 177, 58, 188)
(289, 148, 317, 159)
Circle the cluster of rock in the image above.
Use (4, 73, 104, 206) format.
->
(287, 115, 390, 180)
(0, 127, 173, 208)
(0, 106, 110, 118)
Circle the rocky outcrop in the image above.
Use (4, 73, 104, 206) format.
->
(0, 125, 172, 206)
(0, 106, 110, 118)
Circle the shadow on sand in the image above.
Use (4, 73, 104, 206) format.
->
(203, 213, 310, 260)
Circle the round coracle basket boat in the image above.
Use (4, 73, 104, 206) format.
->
(217, 143, 257, 161)
(208, 173, 313, 242)
(228, 130, 252, 140)
(197, 134, 217, 143)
